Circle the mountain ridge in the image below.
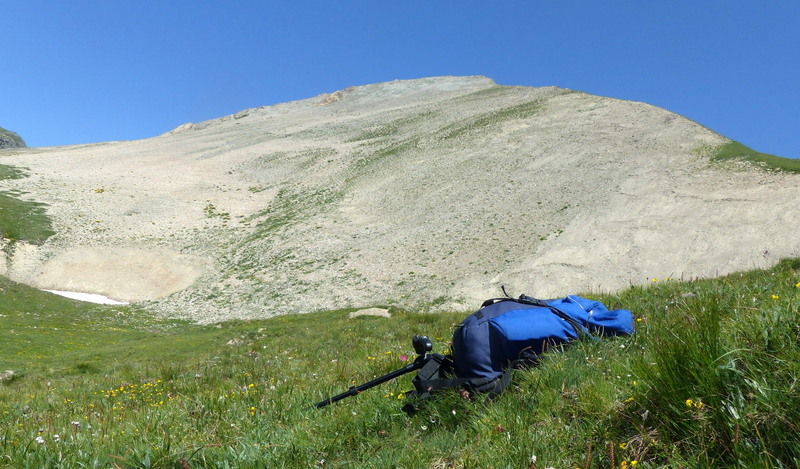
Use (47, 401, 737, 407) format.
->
(1, 76, 798, 322)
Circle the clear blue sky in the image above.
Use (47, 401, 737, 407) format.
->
(2, 1, 798, 158)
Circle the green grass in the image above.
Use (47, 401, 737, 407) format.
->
(1, 260, 799, 468)
(0, 165, 27, 181)
(345, 112, 435, 143)
(0, 164, 55, 245)
(437, 99, 545, 141)
(247, 187, 342, 236)
(0, 192, 55, 245)
(711, 140, 800, 173)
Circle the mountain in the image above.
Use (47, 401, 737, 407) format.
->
(1, 76, 798, 322)
(0, 126, 26, 149)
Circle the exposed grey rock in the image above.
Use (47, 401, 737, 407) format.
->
(348, 308, 391, 319)
(0, 126, 26, 149)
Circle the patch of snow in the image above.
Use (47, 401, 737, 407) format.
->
(43, 290, 129, 305)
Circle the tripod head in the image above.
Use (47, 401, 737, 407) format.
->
(412, 335, 432, 358)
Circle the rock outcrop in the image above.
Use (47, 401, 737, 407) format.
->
(0, 126, 26, 149)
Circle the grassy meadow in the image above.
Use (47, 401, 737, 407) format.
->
(1, 260, 799, 468)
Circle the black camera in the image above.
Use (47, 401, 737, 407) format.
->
(412, 335, 433, 356)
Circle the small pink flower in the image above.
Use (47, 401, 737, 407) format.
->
(400, 354, 408, 362)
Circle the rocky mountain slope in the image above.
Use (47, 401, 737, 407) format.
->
(1, 76, 798, 322)
(0, 126, 25, 149)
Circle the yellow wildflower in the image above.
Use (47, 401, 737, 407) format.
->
(685, 398, 704, 409)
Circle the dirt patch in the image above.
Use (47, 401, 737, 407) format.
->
(30, 248, 204, 302)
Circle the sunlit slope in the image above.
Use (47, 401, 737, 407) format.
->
(1, 76, 798, 321)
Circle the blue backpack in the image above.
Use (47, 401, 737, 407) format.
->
(410, 294, 634, 399)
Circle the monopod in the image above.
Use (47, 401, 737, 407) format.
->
(314, 335, 433, 408)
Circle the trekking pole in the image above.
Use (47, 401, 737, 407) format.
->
(314, 335, 432, 408)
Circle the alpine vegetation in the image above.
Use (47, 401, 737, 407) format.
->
(0, 260, 798, 467)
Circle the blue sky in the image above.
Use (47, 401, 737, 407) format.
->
(2, 1, 798, 158)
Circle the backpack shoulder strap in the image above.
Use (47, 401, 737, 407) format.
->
(411, 354, 462, 396)
(480, 286, 536, 308)
(479, 295, 592, 342)
(480, 297, 512, 308)
(410, 354, 500, 397)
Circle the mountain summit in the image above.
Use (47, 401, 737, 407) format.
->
(1, 76, 798, 322)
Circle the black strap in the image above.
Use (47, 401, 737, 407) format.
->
(411, 354, 498, 397)
(479, 294, 591, 340)
(480, 297, 507, 308)
(493, 368, 515, 396)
